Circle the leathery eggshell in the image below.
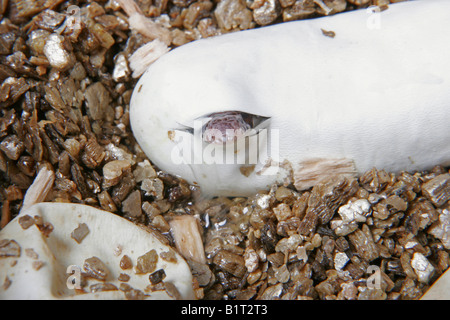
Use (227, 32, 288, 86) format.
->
(0, 202, 195, 300)
(130, 0, 450, 197)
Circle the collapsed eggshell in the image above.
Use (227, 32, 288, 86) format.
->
(130, 0, 450, 197)
(0, 202, 195, 300)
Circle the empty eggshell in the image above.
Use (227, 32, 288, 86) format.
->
(0, 202, 195, 300)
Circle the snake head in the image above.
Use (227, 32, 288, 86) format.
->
(174, 111, 271, 144)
